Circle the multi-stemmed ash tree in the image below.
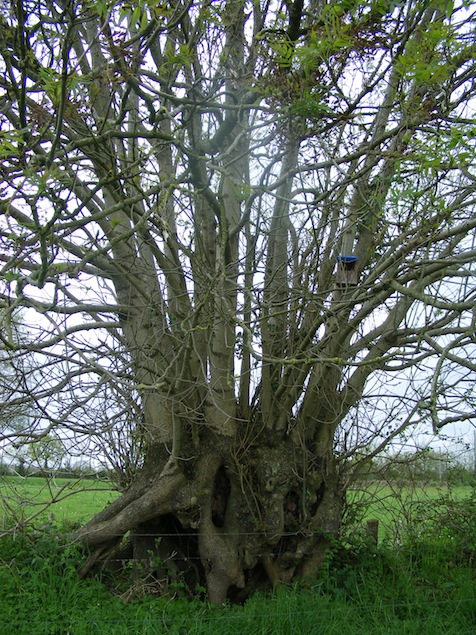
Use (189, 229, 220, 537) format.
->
(1, 0, 476, 601)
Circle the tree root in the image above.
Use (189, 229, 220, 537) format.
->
(75, 448, 343, 602)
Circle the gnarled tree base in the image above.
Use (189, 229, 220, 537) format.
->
(76, 433, 344, 603)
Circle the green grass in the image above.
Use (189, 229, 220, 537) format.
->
(346, 482, 473, 543)
(0, 478, 475, 634)
(0, 475, 119, 530)
(0, 527, 474, 635)
(3, 475, 471, 539)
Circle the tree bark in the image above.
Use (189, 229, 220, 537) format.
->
(76, 425, 344, 602)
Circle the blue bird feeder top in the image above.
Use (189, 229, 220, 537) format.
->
(336, 255, 358, 263)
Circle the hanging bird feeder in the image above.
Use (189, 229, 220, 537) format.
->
(336, 255, 359, 286)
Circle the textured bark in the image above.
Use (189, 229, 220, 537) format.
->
(77, 428, 344, 602)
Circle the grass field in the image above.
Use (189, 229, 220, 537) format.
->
(0, 475, 119, 530)
(346, 481, 473, 543)
(2, 474, 472, 535)
(0, 476, 475, 634)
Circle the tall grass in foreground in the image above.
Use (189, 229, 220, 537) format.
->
(0, 490, 475, 635)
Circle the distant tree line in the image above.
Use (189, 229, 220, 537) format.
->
(2, 446, 474, 487)
(350, 448, 476, 486)
(0, 457, 110, 480)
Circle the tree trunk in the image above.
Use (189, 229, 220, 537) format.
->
(76, 425, 344, 603)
